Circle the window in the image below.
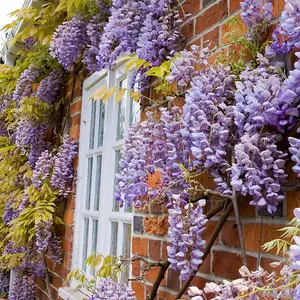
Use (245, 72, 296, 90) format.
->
(72, 62, 139, 283)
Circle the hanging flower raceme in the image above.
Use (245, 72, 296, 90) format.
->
(13, 66, 40, 107)
(264, 53, 300, 133)
(50, 136, 78, 197)
(136, 0, 183, 66)
(231, 54, 288, 213)
(179, 47, 235, 195)
(0, 271, 9, 296)
(89, 277, 137, 300)
(166, 46, 209, 89)
(50, 15, 88, 71)
(9, 273, 35, 300)
(115, 117, 156, 208)
(240, 0, 273, 41)
(167, 196, 207, 280)
(37, 70, 64, 105)
(97, 0, 183, 71)
(83, 14, 107, 72)
(269, 0, 300, 54)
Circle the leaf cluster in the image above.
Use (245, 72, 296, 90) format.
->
(68, 253, 122, 293)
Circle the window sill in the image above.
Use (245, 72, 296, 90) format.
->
(58, 287, 87, 300)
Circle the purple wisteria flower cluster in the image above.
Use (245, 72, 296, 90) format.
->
(270, 0, 300, 54)
(97, 0, 182, 69)
(136, 0, 183, 66)
(167, 196, 207, 280)
(115, 118, 156, 208)
(50, 15, 88, 71)
(35, 220, 52, 253)
(180, 48, 236, 195)
(37, 70, 64, 104)
(0, 271, 9, 296)
(83, 14, 107, 72)
(9, 273, 35, 300)
(50, 136, 78, 197)
(267, 52, 300, 133)
(89, 277, 136, 300)
(13, 66, 40, 106)
(232, 55, 288, 213)
(152, 107, 190, 206)
(166, 46, 209, 88)
(15, 119, 49, 167)
(240, 0, 273, 41)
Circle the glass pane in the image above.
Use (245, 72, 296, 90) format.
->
(82, 218, 89, 270)
(97, 102, 105, 147)
(113, 150, 121, 212)
(110, 222, 119, 256)
(121, 223, 132, 283)
(94, 156, 102, 211)
(89, 101, 96, 149)
(92, 219, 98, 253)
(117, 78, 127, 140)
(130, 100, 140, 125)
(85, 157, 93, 210)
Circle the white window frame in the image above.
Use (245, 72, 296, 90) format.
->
(71, 60, 139, 284)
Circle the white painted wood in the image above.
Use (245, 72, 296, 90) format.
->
(72, 63, 136, 282)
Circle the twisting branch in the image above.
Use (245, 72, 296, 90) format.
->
(147, 201, 227, 300)
(148, 260, 171, 300)
(42, 255, 54, 300)
(231, 154, 247, 266)
(175, 202, 234, 299)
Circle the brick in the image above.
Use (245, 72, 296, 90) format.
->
(212, 250, 257, 279)
(63, 209, 74, 226)
(272, 0, 285, 18)
(221, 221, 240, 248)
(149, 239, 161, 261)
(230, 0, 241, 13)
(132, 237, 149, 256)
(144, 217, 168, 236)
(181, 19, 194, 41)
(146, 266, 166, 285)
(69, 125, 80, 140)
(260, 257, 281, 275)
(183, 0, 200, 16)
(65, 225, 73, 239)
(72, 114, 81, 126)
(221, 17, 245, 44)
(195, 0, 228, 35)
(202, 221, 218, 244)
(147, 171, 161, 188)
(132, 281, 145, 300)
(70, 100, 82, 116)
(158, 289, 176, 300)
(244, 223, 283, 255)
(132, 260, 141, 277)
(162, 241, 168, 261)
(62, 237, 73, 254)
(199, 252, 211, 274)
(191, 275, 210, 290)
(149, 201, 164, 213)
(166, 268, 180, 291)
(203, 27, 219, 49)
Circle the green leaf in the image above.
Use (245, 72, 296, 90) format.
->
(55, 0, 68, 12)
(116, 89, 126, 103)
